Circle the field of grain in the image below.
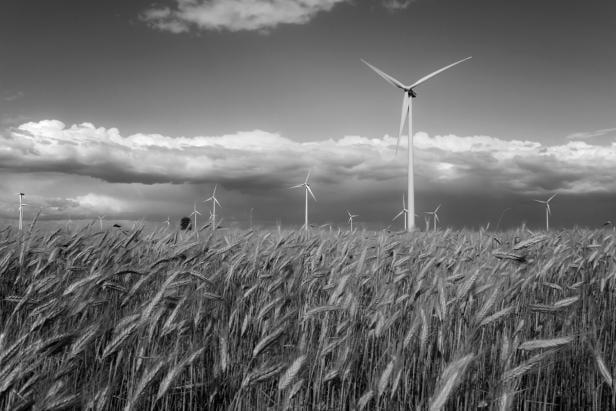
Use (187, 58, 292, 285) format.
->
(1, 222, 615, 410)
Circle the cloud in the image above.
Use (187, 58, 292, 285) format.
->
(3, 120, 616, 203)
(2, 91, 24, 102)
(382, 0, 414, 12)
(566, 127, 616, 140)
(141, 0, 350, 33)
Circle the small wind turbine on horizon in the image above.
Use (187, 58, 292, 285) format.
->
(424, 204, 441, 231)
(204, 185, 221, 229)
(346, 210, 358, 232)
(18, 193, 30, 231)
(361, 56, 471, 232)
(190, 202, 201, 237)
(290, 170, 316, 232)
(533, 193, 557, 231)
(97, 215, 105, 231)
(392, 195, 409, 231)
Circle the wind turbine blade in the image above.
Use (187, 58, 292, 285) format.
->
(434, 204, 441, 213)
(547, 204, 551, 216)
(398, 93, 410, 141)
(212, 184, 217, 196)
(305, 169, 311, 184)
(393, 210, 404, 220)
(548, 192, 558, 202)
(409, 56, 472, 89)
(532, 200, 545, 204)
(214, 198, 221, 207)
(289, 184, 303, 189)
(360, 59, 407, 90)
(435, 214, 440, 223)
(402, 195, 406, 209)
(346, 210, 351, 217)
(306, 185, 316, 201)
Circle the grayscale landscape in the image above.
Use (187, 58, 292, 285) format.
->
(1, 0, 615, 409)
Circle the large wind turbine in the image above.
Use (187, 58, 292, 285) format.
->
(533, 193, 557, 231)
(392, 195, 408, 231)
(204, 185, 221, 229)
(361, 56, 471, 232)
(290, 170, 316, 232)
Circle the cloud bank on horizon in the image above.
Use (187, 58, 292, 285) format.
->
(1, 119, 616, 221)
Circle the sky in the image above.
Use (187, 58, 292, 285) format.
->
(1, 0, 615, 230)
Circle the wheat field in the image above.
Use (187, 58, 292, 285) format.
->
(1, 221, 615, 410)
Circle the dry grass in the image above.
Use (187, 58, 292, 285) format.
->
(1, 222, 616, 410)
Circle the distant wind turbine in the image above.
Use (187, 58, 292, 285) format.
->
(533, 193, 557, 231)
(18, 193, 30, 231)
(204, 185, 221, 229)
(97, 215, 105, 231)
(361, 56, 471, 232)
(346, 210, 358, 232)
(163, 217, 170, 229)
(424, 204, 441, 231)
(290, 170, 316, 232)
(190, 202, 201, 237)
(392, 195, 408, 231)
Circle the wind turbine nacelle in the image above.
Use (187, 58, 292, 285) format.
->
(408, 89, 417, 98)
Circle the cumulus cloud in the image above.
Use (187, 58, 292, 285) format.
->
(141, 0, 350, 33)
(2, 120, 616, 201)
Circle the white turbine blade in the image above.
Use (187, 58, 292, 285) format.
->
(533, 200, 546, 205)
(289, 184, 303, 189)
(393, 210, 404, 220)
(548, 192, 558, 202)
(212, 184, 217, 196)
(305, 169, 311, 184)
(214, 198, 222, 208)
(398, 93, 410, 141)
(434, 214, 440, 223)
(546, 203, 551, 216)
(409, 56, 472, 89)
(434, 204, 441, 213)
(306, 185, 316, 201)
(360, 59, 407, 90)
(346, 210, 351, 217)
(402, 195, 406, 209)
